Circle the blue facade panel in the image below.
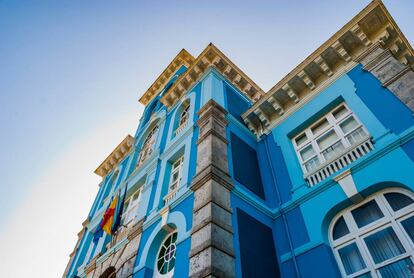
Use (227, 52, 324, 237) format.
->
(68, 44, 414, 278)
(230, 132, 265, 199)
(236, 208, 281, 278)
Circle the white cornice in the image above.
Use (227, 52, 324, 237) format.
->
(139, 49, 195, 105)
(160, 43, 265, 108)
(94, 135, 135, 177)
(243, 0, 414, 136)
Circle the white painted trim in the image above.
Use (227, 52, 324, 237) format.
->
(292, 102, 368, 174)
(329, 188, 414, 278)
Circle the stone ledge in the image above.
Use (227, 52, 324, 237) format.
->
(190, 164, 233, 192)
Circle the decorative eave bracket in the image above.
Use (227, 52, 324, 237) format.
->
(243, 0, 414, 136)
(94, 135, 135, 178)
(139, 49, 195, 106)
(159, 43, 265, 108)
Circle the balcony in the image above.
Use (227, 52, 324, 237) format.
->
(305, 136, 374, 186)
(164, 188, 179, 206)
(175, 120, 188, 136)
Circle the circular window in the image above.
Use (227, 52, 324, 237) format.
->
(157, 232, 178, 275)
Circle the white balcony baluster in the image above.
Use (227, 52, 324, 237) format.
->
(305, 137, 374, 186)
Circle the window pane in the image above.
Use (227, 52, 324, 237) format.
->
(338, 242, 366, 275)
(312, 119, 329, 135)
(355, 273, 372, 278)
(295, 133, 307, 146)
(351, 200, 384, 228)
(364, 227, 405, 264)
(346, 127, 368, 145)
(333, 105, 348, 119)
(401, 216, 414, 242)
(333, 216, 350, 240)
(300, 145, 316, 161)
(317, 130, 339, 150)
(384, 192, 414, 212)
(172, 172, 179, 183)
(322, 140, 345, 161)
(304, 156, 320, 172)
(340, 116, 359, 134)
(378, 258, 414, 278)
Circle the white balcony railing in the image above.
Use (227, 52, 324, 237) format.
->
(163, 189, 179, 206)
(305, 137, 374, 186)
(175, 120, 188, 136)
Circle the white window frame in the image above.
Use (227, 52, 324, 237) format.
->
(329, 188, 414, 278)
(292, 103, 369, 174)
(121, 188, 142, 227)
(168, 156, 184, 193)
(138, 125, 159, 166)
(175, 103, 190, 136)
(154, 231, 178, 278)
(179, 104, 190, 127)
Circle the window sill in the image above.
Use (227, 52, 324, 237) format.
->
(304, 136, 374, 186)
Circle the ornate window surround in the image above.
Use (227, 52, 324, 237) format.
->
(291, 102, 374, 186)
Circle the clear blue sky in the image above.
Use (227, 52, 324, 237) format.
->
(0, 0, 413, 277)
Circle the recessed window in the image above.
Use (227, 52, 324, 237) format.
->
(311, 118, 329, 135)
(156, 232, 178, 276)
(330, 189, 414, 278)
(337, 242, 366, 275)
(295, 133, 308, 147)
(121, 188, 142, 226)
(175, 103, 190, 136)
(384, 192, 414, 212)
(169, 156, 184, 193)
(332, 216, 350, 240)
(351, 200, 384, 228)
(137, 125, 159, 166)
(292, 103, 370, 178)
(332, 105, 349, 119)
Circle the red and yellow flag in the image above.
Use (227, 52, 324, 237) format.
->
(100, 195, 118, 235)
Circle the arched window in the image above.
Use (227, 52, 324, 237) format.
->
(137, 125, 159, 166)
(155, 231, 178, 278)
(175, 103, 190, 136)
(329, 189, 414, 277)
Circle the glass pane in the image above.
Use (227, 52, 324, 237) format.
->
(170, 181, 178, 191)
(304, 156, 320, 172)
(312, 119, 329, 135)
(364, 227, 405, 264)
(300, 145, 316, 161)
(333, 216, 350, 240)
(340, 116, 359, 134)
(378, 258, 414, 278)
(351, 200, 384, 228)
(338, 242, 366, 275)
(333, 105, 348, 119)
(355, 273, 372, 278)
(317, 129, 339, 150)
(322, 140, 345, 161)
(346, 127, 368, 145)
(401, 216, 414, 242)
(384, 193, 414, 212)
(131, 192, 139, 202)
(295, 133, 307, 146)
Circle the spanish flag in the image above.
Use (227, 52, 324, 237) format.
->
(101, 195, 118, 235)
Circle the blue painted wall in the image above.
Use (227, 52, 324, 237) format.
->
(69, 62, 414, 278)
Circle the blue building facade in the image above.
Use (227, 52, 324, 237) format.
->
(64, 1, 414, 278)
